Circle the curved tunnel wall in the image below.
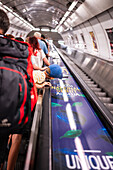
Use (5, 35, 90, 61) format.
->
(0, 5, 32, 40)
(61, 7, 113, 61)
(0, 3, 113, 58)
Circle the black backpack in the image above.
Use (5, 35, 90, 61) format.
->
(0, 37, 33, 134)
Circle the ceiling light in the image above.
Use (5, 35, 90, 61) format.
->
(68, 0, 78, 11)
(55, 0, 85, 32)
(46, 6, 55, 13)
(13, 12, 20, 18)
(64, 11, 70, 18)
(22, 9, 26, 13)
(52, 19, 58, 25)
(33, 0, 48, 4)
(4, 5, 13, 12)
(41, 28, 50, 32)
(33, 28, 40, 31)
(51, 29, 57, 32)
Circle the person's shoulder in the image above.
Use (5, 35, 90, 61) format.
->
(0, 36, 29, 58)
(39, 49, 46, 57)
(38, 48, 44, 53)
(39, 39, 46, 45)
(39, 49, 44, 53)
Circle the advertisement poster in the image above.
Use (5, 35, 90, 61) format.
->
(106, 27, 113, 55)
(75, 35, 79, 44)
(50, 51, 113, 170)
(89, 31, 98, 51)
(74, 35, 79, 48)
(81, 33, 86, 48)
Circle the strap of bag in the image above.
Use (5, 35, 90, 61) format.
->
(0, 56, 33, 88)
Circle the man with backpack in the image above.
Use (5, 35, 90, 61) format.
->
(0, 9, 37, 170)
(0, 9, 10, 170)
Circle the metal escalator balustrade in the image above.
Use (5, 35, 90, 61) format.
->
(61, 49, 113, 116)
(73, 63, 113, 114)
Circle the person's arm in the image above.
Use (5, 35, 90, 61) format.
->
(31, 54, 48, 70)
(33, 64, 47, 71)
(35, 81, 51, 89)
(41, 50, 50, 66)
(43, 57, 50, 66)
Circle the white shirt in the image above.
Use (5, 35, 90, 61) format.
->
(31, 49, 46, 68)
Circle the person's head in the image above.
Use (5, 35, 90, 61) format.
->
(25, 37, 29, 43)
(41, 34, 46, 39)
(45, 64, 63, 79)
(0, 9, 10, 34)
(34, 32, 41, 38)
(5, 34, 15, 39)
(28, 36, 41, 52)
(15, 37, 24, 42)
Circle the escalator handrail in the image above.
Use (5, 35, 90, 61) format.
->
(24, 90, 44, 170)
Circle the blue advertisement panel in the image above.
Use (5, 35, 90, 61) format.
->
(51, 50, 113, 170)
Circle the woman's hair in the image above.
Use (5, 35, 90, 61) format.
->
(28, 36, 41, 52)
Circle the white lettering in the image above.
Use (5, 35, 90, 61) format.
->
(65, 154, 113, 169)
(89, 155, 100, 169)
(106, 156, 113, 169)
(65, 155, 76, 169)
(97, 155, 109, 169)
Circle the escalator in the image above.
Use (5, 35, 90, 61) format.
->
(24, 46, 113, 170)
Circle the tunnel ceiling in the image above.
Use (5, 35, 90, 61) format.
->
(0, 0, 113, 32)
(0, 0, 72, 29)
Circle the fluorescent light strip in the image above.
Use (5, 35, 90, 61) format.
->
(68, 1, 78, 11)
(51, 29, 57, 32)
(59, 17, 66, 25)
(4, 5, 13, 12)
(56, 0, 79, 31)
(41, 28, 50, 32)
(33, 28, 40, 31)
(64, 11, 70, 18)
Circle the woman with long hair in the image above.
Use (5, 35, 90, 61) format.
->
(28, 36, 50, 71)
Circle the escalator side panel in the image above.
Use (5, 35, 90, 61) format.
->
(51, 49, 113, 170)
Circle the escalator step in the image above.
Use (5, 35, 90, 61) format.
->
(88, 84, 98, 88)
(85, 81, 95, 84)
(90, 87, 102, 92)
(95, 92, 106, 97)
(104, 103, 113, 111)
(98, 97, 112, 103)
